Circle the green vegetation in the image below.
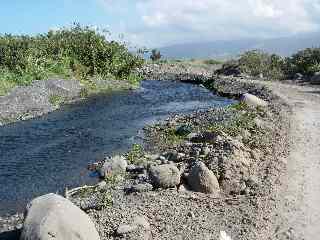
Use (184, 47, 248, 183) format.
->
(0, 24, 144, 95)
(236, 48, 320, 80)
(159, 127, 185, 145)
(238, 50, 285, 80)
(208, 102, 266, 144)
(283, 48, 320, 77)
(49, 94, 65, 107)
(203, 59, 222, 65)
(125, 144, 145, 165)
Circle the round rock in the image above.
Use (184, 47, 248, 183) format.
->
(187, 161, 220, 194)
(20, 193, 100, 240)
(149, 164, 180, 188)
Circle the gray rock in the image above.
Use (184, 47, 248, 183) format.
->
(240, 93, 268, 107)
(149, 164, 180, 188)
(117, 224, 137, 235)
(97, 181, 107, 190)
(126, 164, 145, 174)
(99, 155, 127, 178)
(201, 146, 210, 156)
(20, 193, 100, 240)
(187, 162, 220, 194)
(186, 132, 198, 140)
(145, 154, 160, 161)
(164, 150, 179, 162)
(175, 125, 192, 136)
(190, 131, 218, 143)
(130, 183, 153, 193)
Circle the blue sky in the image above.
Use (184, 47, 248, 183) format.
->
(1, 0, 320, 48)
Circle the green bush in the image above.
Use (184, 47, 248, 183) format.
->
(238, 50, 285, 80)
(203, 59, 222, 65)
(284, 48, 320, 77)
(0, 24, 144, 95)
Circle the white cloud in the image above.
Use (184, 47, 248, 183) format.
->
(100, 0, 320, 47)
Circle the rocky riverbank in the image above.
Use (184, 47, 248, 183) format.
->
(0, 64, 291, 240)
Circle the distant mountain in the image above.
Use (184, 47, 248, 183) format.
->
(158, 32, 320, 59)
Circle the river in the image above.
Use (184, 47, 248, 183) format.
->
(0, 80, 234, 215)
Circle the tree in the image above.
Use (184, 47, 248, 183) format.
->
(150, 49, 161, 61)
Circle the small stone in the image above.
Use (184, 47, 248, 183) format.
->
(97, 181, 107, 190)
(127, 164, 145, 173)
(187, 211, 195, 218)
(116, 224, 137, 235)
(177, 152, 186, 160)
(175, 125, 192, 136)
(164, 150, 179, 162)
(145, 154, 160, 161)
(201, 146, 210, 156)
(131, 183, 153, 193)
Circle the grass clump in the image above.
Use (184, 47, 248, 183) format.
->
(49, 94, 65, 107)
(0, 23, 144, 95)
(126, 144, 145, 165)
(208, 103, 260, 137)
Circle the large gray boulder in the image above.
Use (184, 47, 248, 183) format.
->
(149, 164, 180, 188)
(99, 155, 128, 178)
(20, 193, 100, 240)
(240, 93, 268, 107)
(187, 161, 220, 194)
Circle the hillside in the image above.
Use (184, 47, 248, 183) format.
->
(158, 32, 320, 59)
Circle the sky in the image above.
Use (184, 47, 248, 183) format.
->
(1, 0, 320, 48)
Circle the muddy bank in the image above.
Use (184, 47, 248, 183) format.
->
(0, 67, 291, 239)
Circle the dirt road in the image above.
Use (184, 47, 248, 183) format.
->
(270, 83, 320, 240)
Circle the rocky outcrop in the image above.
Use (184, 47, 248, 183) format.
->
(20, 193, 100, 240)
(149, 164, 180, 188)
(187, 161, 220, 194)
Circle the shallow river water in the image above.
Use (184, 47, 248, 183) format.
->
(0, 80, 234, 215)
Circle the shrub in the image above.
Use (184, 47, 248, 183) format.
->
(203, 59, 222, 65)
(0, 23, 144, 95)
(284, 48, 320, 77)
(238, 50, 285, 80)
